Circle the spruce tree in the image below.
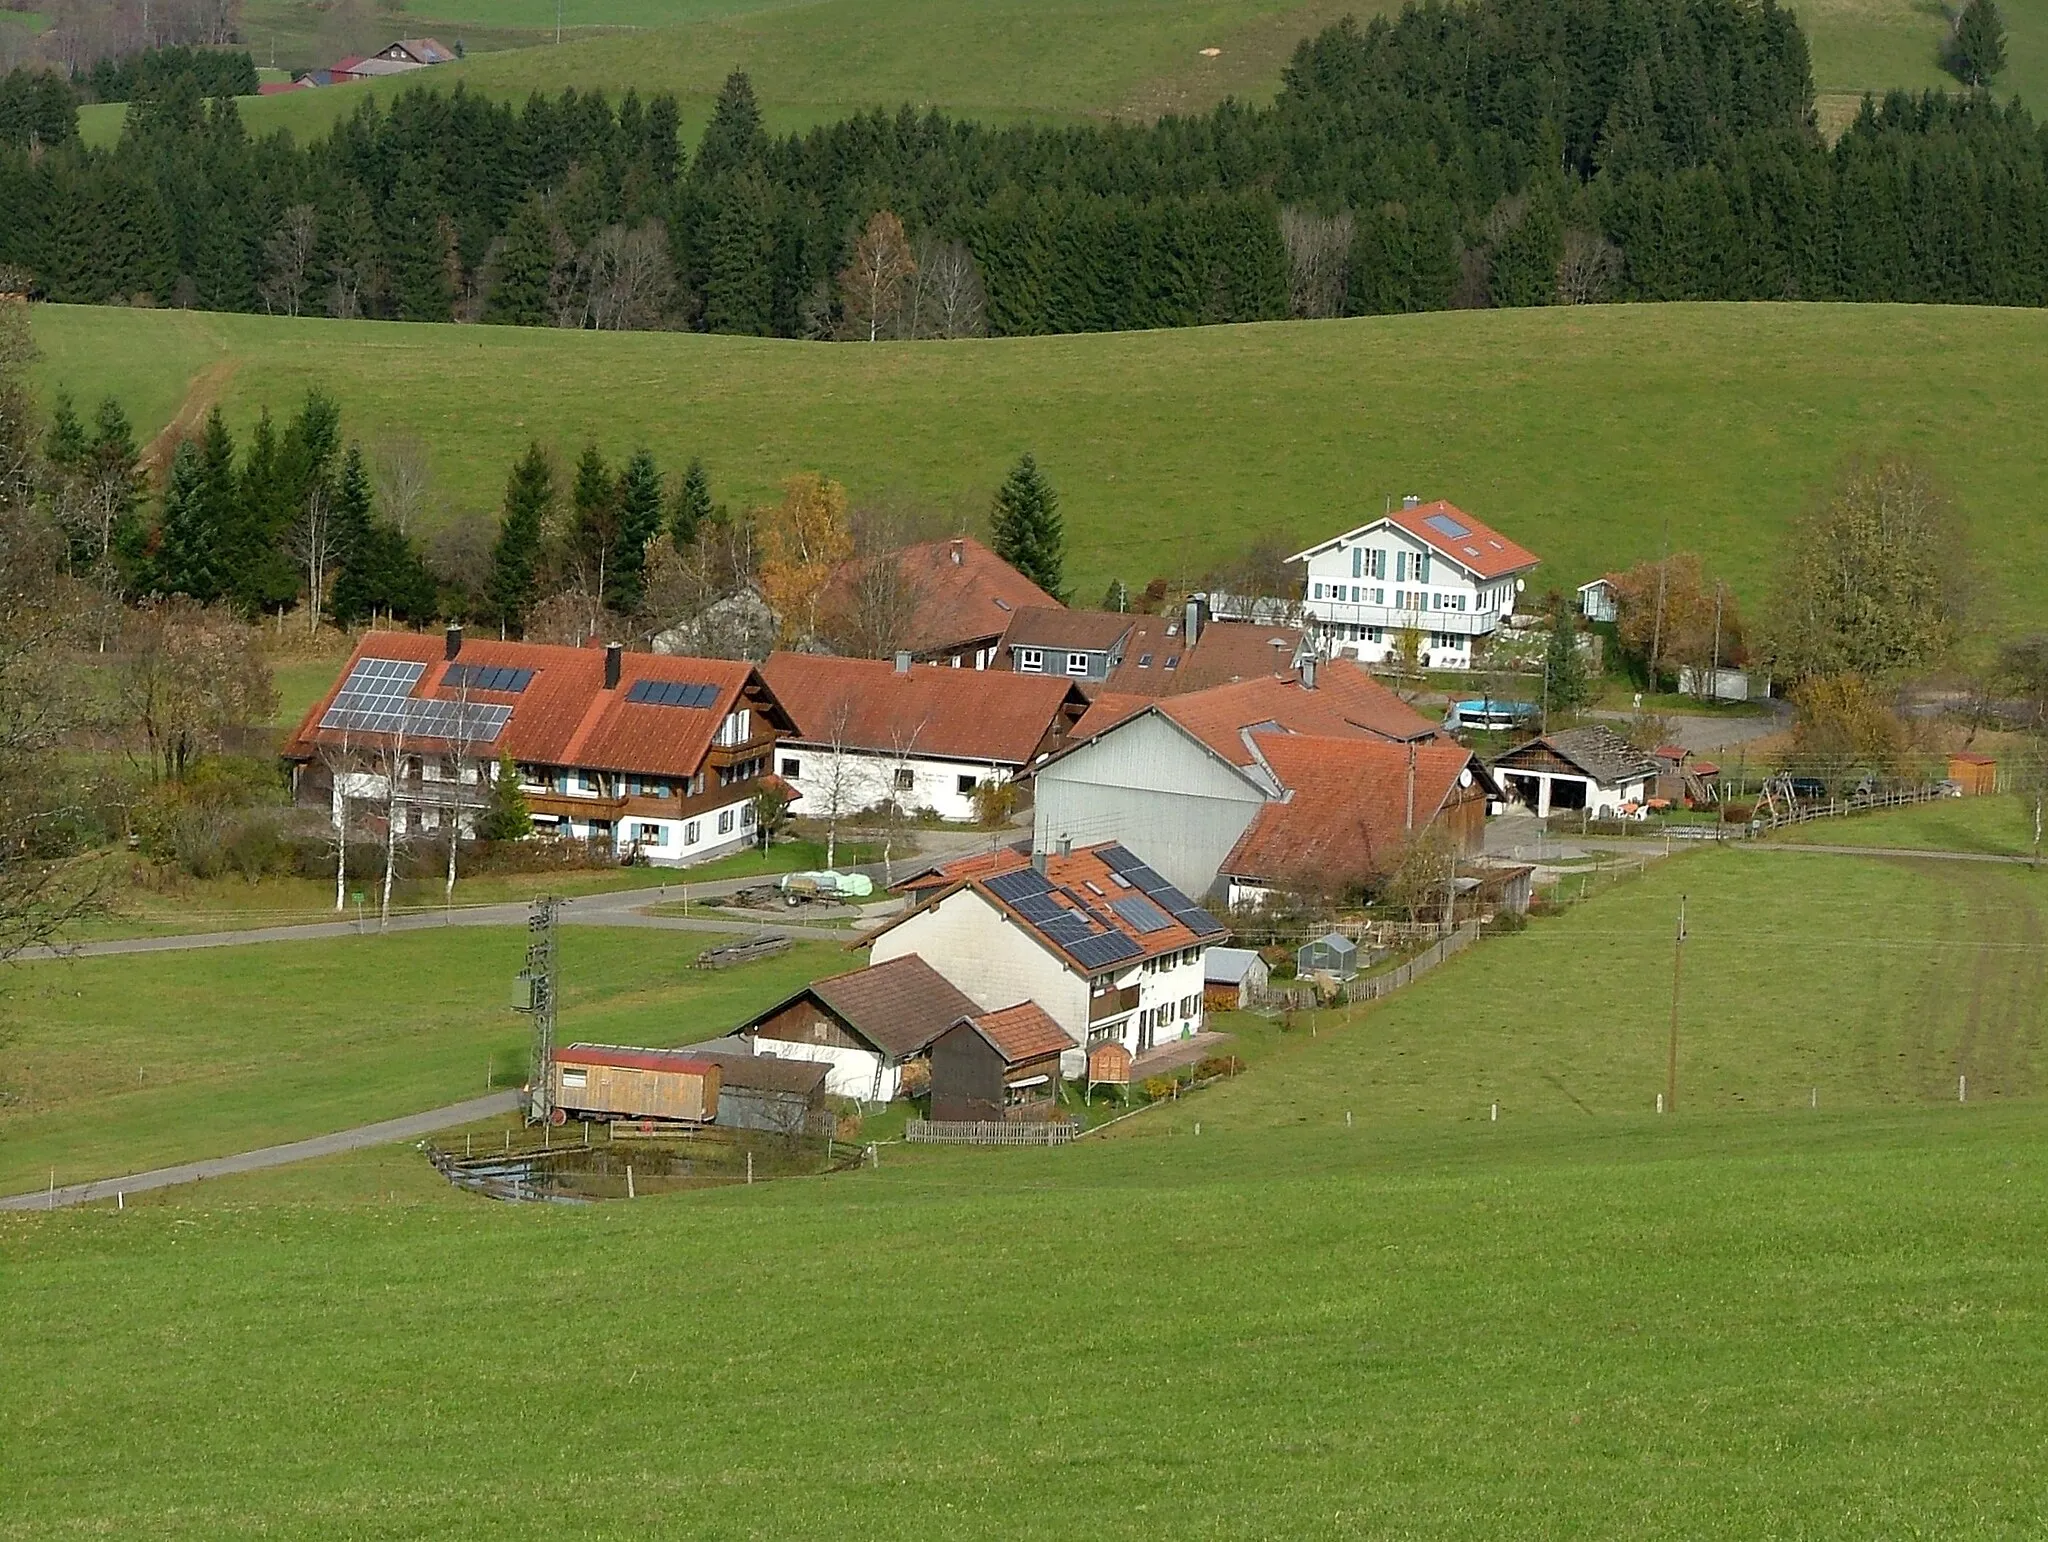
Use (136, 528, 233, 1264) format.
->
(90, 397, 144, 567)
(154, 439, 221, 601)
(387, 161, 453, 323)
(703, 170, 773, 335)
(1544, 605, 1590, 722)
(44, 392, 88, 471)
(989, 452, 1065, 600)
(487, 441, 553, 633)
(474, 751, 533, 842)
(327, 443, 376, 623)
(1947, 0, 2006, 86)
(671, 457, 713, 546)
(486, 191, 556, 325)
(610, 448, 665, 612)
(693, 71, 764, 184)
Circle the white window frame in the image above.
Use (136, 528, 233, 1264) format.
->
(780, 756, 801, 778)
(717, 809, 735, 835)
(1018, 648, 1044, 673)
(685, 820, 701, 844)
(1066, 652, 1089, 676)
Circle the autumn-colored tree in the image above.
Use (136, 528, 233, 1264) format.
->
(758, 472, 853, 645)
(1787, 673, 1905, 794)
(838, 211, 916, 342)
(1764, 457, 1963, 683)
(1607, 552, 1746, 688)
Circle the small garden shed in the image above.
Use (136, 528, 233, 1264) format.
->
(1204, 946, 1270, 1010)
(1297, 932, 1358, 980)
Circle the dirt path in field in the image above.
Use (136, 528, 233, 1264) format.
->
(140, 358, 239, 479)
(0, 1091, 522, 1212)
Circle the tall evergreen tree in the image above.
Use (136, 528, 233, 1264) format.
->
(487, 441, 553, 632)
(989, 452, 1065, 600)
(702, 170, 774, 334)
(44, 392, 88, 471)
(154, 439, 221, 601)
(387, 160, 454, 323)
(610, 448, 665, 612)
(486, 191, 557, 324)
(1544, 605, 1591, 720)
(1947, 0, 2006, 86)
(570, 442, 621, 602)
(671, 457, 713, 546)
(692, 71, 764, 184)
(326, 442, 376, 623)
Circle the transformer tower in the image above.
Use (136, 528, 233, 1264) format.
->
(517, 895, 560, 1123)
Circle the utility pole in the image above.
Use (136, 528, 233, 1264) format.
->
(517, 895, 560, 1124)
(1666, 894, 1687, 1114)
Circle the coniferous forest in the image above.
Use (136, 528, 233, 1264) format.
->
(3, 0, 2047, 337)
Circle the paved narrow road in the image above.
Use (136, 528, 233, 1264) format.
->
(0, 1091, 522, 1212)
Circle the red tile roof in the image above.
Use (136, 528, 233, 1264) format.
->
(1155, 659, 1439, 767)
(1383, 501, 1540, 580)
(281, 631, 790, 782)
(1221, 733, 1484, 884)
(1065, 691, 1152, 744)
(968, 1002, 1076, 1064)
(817, 537, 1057, 656)
(759, 652, 1085, 765)
(867, 840, 1226, 976)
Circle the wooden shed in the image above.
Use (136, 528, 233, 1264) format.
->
(1086, 1040, 1132, 1094)
(1203, 946, 1270, 1010)
(1949, 752, 1997, 796)
(693, 1052, 830, 1137)
(551, 1044, 720, 1124)
(929, 1003, 1076, 1123)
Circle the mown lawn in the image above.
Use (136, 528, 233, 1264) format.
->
(0, 927, 840, 1194)
(3, 1101, 2046, 1537)
(1774, 791, 2044, 858)
(30, 302, 2048, 636)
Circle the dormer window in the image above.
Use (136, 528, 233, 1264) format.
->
(1019, 648, 1044, 673)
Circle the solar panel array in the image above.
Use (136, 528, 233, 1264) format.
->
(626, 679, 721, 709)
(1424, 512, 1471, 539)
(985, 865, 1141, 966)
(1099, 844, 1227, 939)
(443, 663, 534, 693)
(1110, 895, 1174, 933)
(318, 658, 512, 743)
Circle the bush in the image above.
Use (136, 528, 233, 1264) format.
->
(1139, 1075, 1177, 1102)
(1721, 801, 1755, 823)
(1194, 1055, 1245, 1080)
(1483, 908, 1528, 935)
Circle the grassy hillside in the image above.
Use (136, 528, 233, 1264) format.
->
(63, 0, 2046, 153)
(5, 848, 2047, 1532)
(0, 928, 841, 1194)
(29, 300, 2048, 632)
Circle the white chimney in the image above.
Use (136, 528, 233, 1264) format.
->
(1403, 494, 1421, 509)
(893, 650, 912, 674)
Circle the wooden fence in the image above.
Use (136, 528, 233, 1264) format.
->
(1748, 782, 1951, 834)
(1267, 920, 1482, 1010)
(905, 1119, 1081, 1147)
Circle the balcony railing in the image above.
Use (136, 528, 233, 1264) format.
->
(1088, 984, 1140, 1023)
(1301, 599, 1503, 636)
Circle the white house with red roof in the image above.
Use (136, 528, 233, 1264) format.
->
(864, 840, 1227, 1072)
(281, 627, 795, 867)
(1291, 496, 1541, 671)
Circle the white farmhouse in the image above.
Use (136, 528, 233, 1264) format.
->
(760, 651, 1089, 824)
(868, 841, 1225, 1075)
(1291, 497, 1541, 671)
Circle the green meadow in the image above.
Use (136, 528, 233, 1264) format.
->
(0, 927, 841, 1195)
(71, 0, 2046, 151)
(29, 300, 2048, 633)
(3, 842, 2048, 1536)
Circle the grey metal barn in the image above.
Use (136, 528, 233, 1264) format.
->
(691, 1053, 830, 1136)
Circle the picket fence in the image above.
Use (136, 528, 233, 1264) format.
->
(904, 1119, 1081, 1147)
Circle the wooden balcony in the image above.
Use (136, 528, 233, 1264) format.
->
(1088, 984, 1140, 1023)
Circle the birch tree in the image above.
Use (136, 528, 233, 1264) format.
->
(377, 720, 414, 930)
(317, 727, 361, 911)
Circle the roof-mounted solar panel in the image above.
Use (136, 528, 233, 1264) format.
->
(1424, 513, 1471, 539)
(444, 664, 534, 693)
(986, 869, 1055, 904)
(1067, 932, 1142, 969)
(625, 679, 721, 709)
(1110, 895, 1174, 933)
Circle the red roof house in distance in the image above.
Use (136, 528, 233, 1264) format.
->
(281, 626, 794, 867)
(1289, 496, 1541, 672)
(1028, 659, 1456, 900)
(816, 536, 1058, 668)
(1218, 733, 1495, 908)
(758, 650, 1088, 823)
